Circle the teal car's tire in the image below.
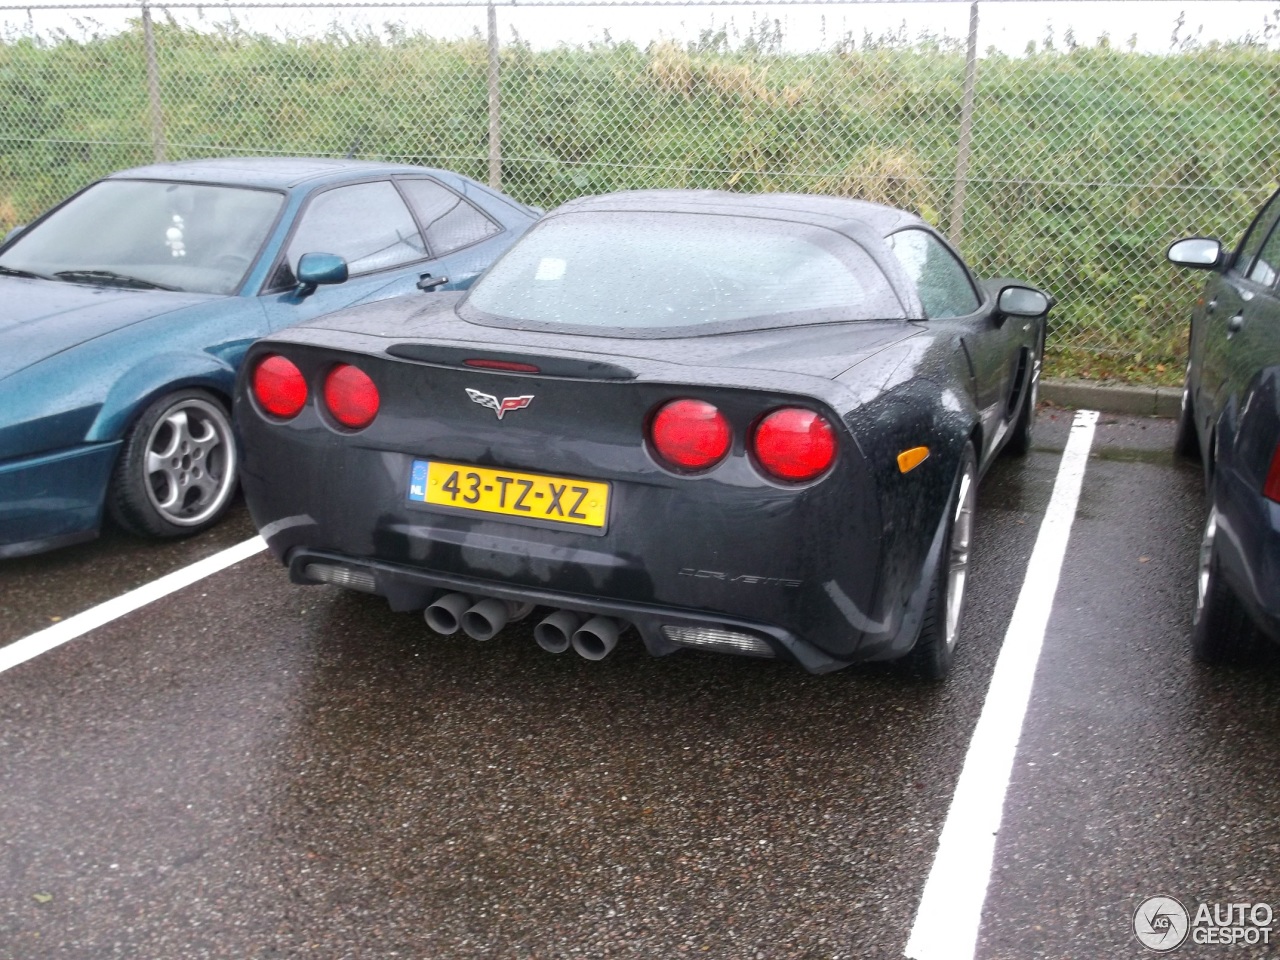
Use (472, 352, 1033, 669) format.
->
(108, 389, 239, 539)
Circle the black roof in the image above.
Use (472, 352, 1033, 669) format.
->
(552, 189, 923, 237)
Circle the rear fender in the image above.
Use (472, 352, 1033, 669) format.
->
(88, 351, 237, 442)
(841, 377, 977, 658)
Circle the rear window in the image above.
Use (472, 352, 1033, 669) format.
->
(462, 210, 905, 336)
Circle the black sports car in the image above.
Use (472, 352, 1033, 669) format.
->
(235, 191, 1050, 678)
(1169, 183, 1280, 661)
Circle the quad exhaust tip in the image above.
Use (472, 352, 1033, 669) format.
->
(534, 610, 582, 654)
(571, 616, 625, 661)
(427, 595, 627, 658)
(424, 593, 472, 636)
(461, 598, 516, 642)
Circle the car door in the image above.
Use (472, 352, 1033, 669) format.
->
(1194, 189, 1280, 444)
(887, 228, 1025, 463)
(257, 177, 507, 334)
(1216, 217, 1280, 476)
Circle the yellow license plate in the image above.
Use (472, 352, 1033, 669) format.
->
(408, 459, 609, 530)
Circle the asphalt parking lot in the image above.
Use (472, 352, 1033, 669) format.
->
(2, 408, 1278, 960)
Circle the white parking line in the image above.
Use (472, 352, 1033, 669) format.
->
(0, 536, 266, 676)
(905, 409, 1100, 960)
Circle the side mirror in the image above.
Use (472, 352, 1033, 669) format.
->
(3, 224, 26, 245)
(997, 284, 1051, 318)
(295, 252, 349, 298)
(1167, 237, 1224, 270)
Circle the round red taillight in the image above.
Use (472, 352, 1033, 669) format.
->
(324, 363, 380, 430)
(649, 398, 732, 471)
(252, 354, 308, 419)
(751, 407, 837, 482)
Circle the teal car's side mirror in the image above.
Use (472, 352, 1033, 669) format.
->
(295, 252, 349, 298)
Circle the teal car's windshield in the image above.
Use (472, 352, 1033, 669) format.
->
(0, 179, 284, 296)
(463, 210, 906, 335)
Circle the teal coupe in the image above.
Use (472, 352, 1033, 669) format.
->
(0, 157, 538, 557)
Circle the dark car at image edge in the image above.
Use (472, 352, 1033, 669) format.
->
(235, 190, 1051, 678)
(1169, 181, 1280, 663)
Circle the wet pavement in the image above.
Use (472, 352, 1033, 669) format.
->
(1, 411, 1277, 959)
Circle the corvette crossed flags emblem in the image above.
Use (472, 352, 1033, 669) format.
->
(466, 388, 535, 420)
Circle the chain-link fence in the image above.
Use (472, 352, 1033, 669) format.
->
(0, 0, 1277, 379)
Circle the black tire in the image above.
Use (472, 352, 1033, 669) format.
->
(1190, 504, 1256, 663)
(1174, 372, 1200, 461)
(107, 389, 239, 539)
(909, 444, 978, 680)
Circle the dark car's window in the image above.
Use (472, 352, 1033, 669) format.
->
(0, 179, 283, 295)
(1235, 188, 1280, 278)
(1245, 222, 1280, 288)
(886, 228, 980, 318)
(464, 211, 905, 333)
(398, 179, 501, 255)
(286, 181, 425, 276)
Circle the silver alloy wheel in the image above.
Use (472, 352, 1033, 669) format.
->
(1195, 504, 1218, 624)
(142, 396, 237, 527)
(944, 460, 977, 650)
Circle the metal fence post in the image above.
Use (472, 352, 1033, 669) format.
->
(948, 0, 979, 246)
(487, 2, 501, 190)
(141, 0, 166, 162)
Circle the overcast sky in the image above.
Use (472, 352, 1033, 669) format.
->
(3, 0, 1277, 55)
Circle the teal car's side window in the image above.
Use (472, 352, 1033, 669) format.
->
(398, 178, 502, 257)
(286, 181, 427, 277)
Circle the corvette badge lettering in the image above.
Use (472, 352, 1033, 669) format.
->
(466, 388, 535, 420)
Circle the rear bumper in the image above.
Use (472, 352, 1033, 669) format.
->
(0, 442, 118, 558)
(288, 547, 864, 673)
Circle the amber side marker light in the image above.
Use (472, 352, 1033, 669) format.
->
(897, 446, 931, 474)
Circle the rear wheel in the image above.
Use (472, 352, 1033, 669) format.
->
(108, 389, 239, 539)
(910, 444, 977, 680)
(1191, 503, 1255, 663)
